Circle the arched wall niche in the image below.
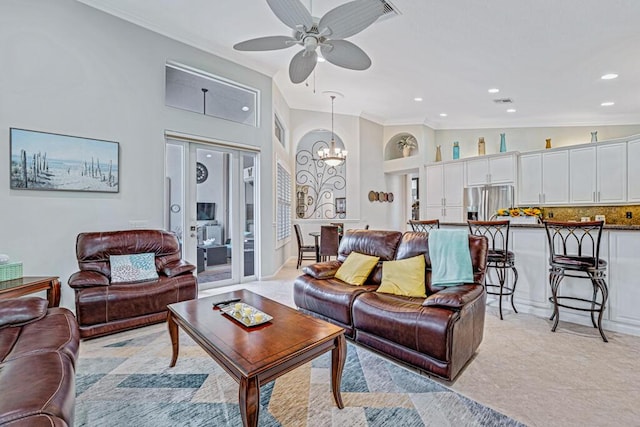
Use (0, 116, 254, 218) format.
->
(384, 132, 420, 160)
(295, 129, 347, 219)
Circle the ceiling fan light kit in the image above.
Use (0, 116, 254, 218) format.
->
(233, 0, 384, 83)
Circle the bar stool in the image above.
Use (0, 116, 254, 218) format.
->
(408, 219, 440, 232)
(468, 220, 518, 320)
(543, 220, 608, 342)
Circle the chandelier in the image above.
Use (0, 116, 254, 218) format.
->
(317, 95, 347, 167)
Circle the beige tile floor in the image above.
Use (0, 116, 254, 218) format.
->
(200, 260, 640, 427)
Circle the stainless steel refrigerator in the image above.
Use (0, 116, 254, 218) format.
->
(463, 185, 515, 221)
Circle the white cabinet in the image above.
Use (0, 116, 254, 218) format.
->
(511, 228, 549, 308)
(608, 232, 640, 327)
(465, 153, 516, 186)
(518, 151, 569, 205)
(569, 143, 626, 204)
(627, 139, 640, 202)
(425, 162, 463, 222)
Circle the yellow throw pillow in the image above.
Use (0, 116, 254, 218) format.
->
(335, 252, 380, 286)
(377, 255, 426, 298)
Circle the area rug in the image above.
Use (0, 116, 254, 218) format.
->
(75, 324, 523, 427)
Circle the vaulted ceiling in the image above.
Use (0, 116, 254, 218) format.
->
(78, 0, 640, 129)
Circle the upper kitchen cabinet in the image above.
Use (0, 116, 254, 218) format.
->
(570, 142, 626, 204)
(465, 153, 516, 186)
(518, 150, 569, 205)
(627, 139, 640, 202)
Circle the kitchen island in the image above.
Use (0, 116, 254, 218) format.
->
(440, 222, 640, 337)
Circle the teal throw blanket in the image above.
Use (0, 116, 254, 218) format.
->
(428, 229, 474, 286)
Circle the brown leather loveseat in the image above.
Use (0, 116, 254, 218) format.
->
(0, 297, 80, 426)
(69, 229, 197, 339)
(294, 229, 488, 381)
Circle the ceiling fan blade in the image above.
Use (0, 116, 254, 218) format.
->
(289, 49, 318, 84)
(233, 35, 298, 51)
(318, 0, 385, 40)
(266, 0, 313, 32)
(321, 40, 371, 70)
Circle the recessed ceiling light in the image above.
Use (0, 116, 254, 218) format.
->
(488, 88, 500, 94)
(601, 102, 615, 106)
(601, 74, 618, 80)
(439, 113, 447, 117)
(317, 56, 326, 63)
(506, 108, 516, 113)
(241, 106, 250, 112)
(206, 154, 212, 158)
(414, 97, 423, 102)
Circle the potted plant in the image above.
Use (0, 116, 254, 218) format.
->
(397, 135, 417, 157)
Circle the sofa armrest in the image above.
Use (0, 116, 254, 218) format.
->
(302, 261, 342, 279)
(68, 270, 110, 289)
(422, 284, 483, 310)
(0, 297, 48, 328)
(161, 259, 196, 277)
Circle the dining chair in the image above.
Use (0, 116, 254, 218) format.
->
(320, 225, 340, 261)
(293, 224, 317, 269)
(408, 219, 440, 232)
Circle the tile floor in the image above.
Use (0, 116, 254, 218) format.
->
(200, 260, 640, 427)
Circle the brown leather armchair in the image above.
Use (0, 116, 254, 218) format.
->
(68, 229, 197, 339)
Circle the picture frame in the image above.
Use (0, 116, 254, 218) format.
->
(335, 197, 346, 214)
(10, 128, 119, 193)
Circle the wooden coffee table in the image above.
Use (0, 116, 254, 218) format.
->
(167, 289, 346, 427)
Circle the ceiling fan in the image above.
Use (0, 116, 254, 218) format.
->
(233, 0, 385, 84)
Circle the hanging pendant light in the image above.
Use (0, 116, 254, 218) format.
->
(317, 95, 347, 167)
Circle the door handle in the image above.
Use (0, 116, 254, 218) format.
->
(598, 191, 601, 202)
(593, 192, 596, 202)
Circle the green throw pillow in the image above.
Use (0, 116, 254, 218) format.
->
(335, 252, 380, 286)
(377, 255, 426, 298)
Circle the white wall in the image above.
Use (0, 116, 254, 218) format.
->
(0, 0, 276, 309)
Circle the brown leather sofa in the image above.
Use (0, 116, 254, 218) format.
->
(0, 297, 80, 426)
(68, 229, 197, 339)
(294, 229, 488, 381)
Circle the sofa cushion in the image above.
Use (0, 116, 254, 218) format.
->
(335, 252, 379, 286)
(0, 297, 48, 329)
(352, 292, 459, 362)
(109, 253, 158, 283)
(0, 352, 76, 425)
(377, 255, 426, 298)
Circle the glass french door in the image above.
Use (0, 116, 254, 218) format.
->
(165, 138, 257, 288)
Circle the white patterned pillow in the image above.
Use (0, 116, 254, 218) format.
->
(109, 253, 158, 283)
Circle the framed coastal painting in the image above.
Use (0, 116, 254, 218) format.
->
(9, 128, 119, 193)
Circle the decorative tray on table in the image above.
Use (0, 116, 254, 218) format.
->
(220, 303, 273, 327)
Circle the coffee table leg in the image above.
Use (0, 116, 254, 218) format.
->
(239, 376, 259, 427)
(331, 334, 346, 409)
(168, 311, 179, 367)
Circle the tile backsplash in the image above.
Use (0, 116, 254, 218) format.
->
(532, 205, 640, 225)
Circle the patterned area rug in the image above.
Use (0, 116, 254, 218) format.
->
(75, 324, 523, 426)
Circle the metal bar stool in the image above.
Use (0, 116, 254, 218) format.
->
(543, 220, 608, 342)
(468, 220, 518, 320)
(408, 219, 440, 232)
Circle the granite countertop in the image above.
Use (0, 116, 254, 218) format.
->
(440, 222, 640, 231)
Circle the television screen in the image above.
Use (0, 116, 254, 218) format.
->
(197, 202, 216, 220)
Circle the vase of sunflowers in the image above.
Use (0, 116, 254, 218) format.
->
(496, 207, 542, 224)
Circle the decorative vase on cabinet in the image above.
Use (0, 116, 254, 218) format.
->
(500, 133, 507, 152)
(545, 138, 552, 149)
(591, 131, 598, 143)
(453, 141, 460, 159)
(435, 145, 442, 162)
(478, 137, 486, 156)
(402, 146, 412, 157)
